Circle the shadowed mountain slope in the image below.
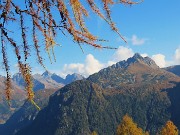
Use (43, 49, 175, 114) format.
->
(164, 65, 180, 76)
(0, 73, 84, 134)
(0, 88, 59, 135)
(0, 75, 26, 124)
(3, 53, 180, 135)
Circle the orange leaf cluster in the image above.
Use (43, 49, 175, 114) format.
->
(117, 114, 149, 135)
(0, 0, 141, 107)
(159, 120, 179, 135)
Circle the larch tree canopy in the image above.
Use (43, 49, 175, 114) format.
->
(0, 0, 142, 108)
(117, 114, 149, 135)
(160, 120, 179, 135)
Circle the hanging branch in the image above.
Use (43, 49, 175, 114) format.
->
(0, 0, 142, 108)
(1, 29, 11, 106)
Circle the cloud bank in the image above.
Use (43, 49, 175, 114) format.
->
(57, 46, 180, 77)
(131, 35, 148, 45)
(60, 54, 104, 77)
(175, 47, 180, 64)
(152, 54, 166, 68)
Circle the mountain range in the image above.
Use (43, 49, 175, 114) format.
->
(164, 65, 180, 76)
(1, 53, 180, 135)
(0, 72, 84, 124)
(12, 72, 84, 91)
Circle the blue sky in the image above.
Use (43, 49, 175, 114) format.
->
(1, 0, 180, 77)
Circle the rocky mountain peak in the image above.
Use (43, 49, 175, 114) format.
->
(12, 73, 22, 79)
(126, 53, 144, 64)
(65, 73, 85, 84)
(132, 53, 143, 59)
(143, 56, 159, 68)
(111, 53, 159, 69)
(42, 71, 52, 78)
(12, 73, 25, 87)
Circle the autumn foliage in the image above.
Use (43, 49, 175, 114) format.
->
(116, 115, 179, 135)
(0, 0, 142, 106)
(91, 131, 98, 135)
(117, 114, 149, 135)
(159, 120, 179, 135)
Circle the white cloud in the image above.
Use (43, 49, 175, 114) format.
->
(60, 54, 104, 77)
(152, 54, 166, 68)
(131, 35, 147, 45)
(63, 63, 84, 74)
(56, 46, 180, 78)
(175, 47, 180, 64)
(141, 53, 148, 57)
(59, 47, 134, 77)
(107, 61, 116, 66)
(85, 54, 104, 75)
(150, 47, 180, 67)
(110, 46, 134, 63)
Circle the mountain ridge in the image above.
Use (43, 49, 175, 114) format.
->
(164, 65, 180, 76)
(12, 72, 85, 91)
(12, 54, 180, 135)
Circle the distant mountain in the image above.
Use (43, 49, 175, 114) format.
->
(164, 65, 180, 76)
(0, 76, 26, 124)
(41, 71, 53, 78)
(41, 71, 84, 85)
(64, 73, 85, 84)
(33, 73, 63, 90)
(12, 73, 45, 91)
(13, 53, 180, 135)
(51, 74, 65, 84)
(0, 88, 59, 135)
(0, 71, 84, 125)
(12, 73, 26, 89)
(13, 72, 84, 91)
